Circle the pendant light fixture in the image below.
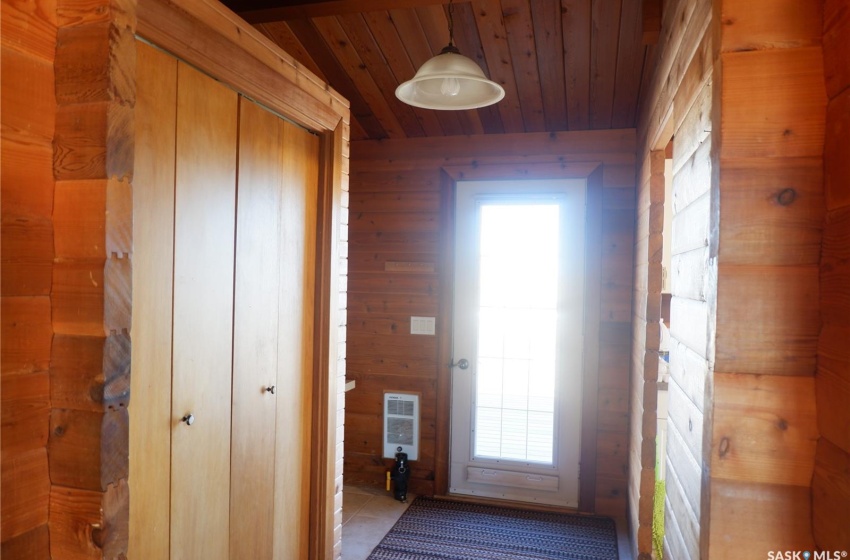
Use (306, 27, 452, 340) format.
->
(395, 1, 505, 110)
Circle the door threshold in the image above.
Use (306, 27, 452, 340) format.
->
(433, 492, 588, 516)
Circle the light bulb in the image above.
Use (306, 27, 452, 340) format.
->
(440, 77, 461, 97)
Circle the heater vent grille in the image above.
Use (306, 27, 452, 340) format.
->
(387, 418, 414, 446)
(387, 399, 415, 417)
(383, 393, 419, 461)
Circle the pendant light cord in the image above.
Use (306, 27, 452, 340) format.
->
(447, 0, 455, 47)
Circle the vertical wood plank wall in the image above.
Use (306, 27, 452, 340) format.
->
(815, 0, 850, 550)
(347, 130, 636, 516)
(1, 0, 56, 556)
(632, 0, 713, 558)
(709, 0, 826, 556)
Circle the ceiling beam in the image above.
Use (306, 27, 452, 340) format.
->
(230, 0, 450, 23)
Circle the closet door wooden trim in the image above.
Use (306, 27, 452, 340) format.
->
(310, 121, 345, 559)
(137, 0, 348, 133)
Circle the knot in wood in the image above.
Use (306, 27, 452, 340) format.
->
(719, 437, 730, 458)
(90, 382, 106, 404)
(776, 188, 797, 206)
(92, 525, 105, 548)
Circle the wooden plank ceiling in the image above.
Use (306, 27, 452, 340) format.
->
(223, 0, 657, 141)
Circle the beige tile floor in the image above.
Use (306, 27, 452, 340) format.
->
(341, 484, 632, 560)
(341, 484, 416, 560)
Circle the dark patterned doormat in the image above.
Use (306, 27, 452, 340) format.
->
(366, 496, 619, 560)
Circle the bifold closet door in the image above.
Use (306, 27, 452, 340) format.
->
(133, 40, 319, 560)
(230, 98, 320, 560)
(130, 42, 177, 560)
(229, 98, 284, 559)
(272, 118, 319, 560)
(170, 62, 238, 560)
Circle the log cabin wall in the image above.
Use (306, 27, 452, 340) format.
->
(637, 0, 831, 557)
(347, 129, 636, 516)
(632, 0, 713, 558)
(814, 0, 850, 550)
(708, 0, 826, 556)
(1, 0, 57, 556)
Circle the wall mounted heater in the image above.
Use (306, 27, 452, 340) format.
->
(383, 392, 419, 461)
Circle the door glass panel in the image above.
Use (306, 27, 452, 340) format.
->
(450, 178, 585, 507)
(474, 203, 560, 464)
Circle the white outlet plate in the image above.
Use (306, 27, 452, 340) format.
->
(410, 316, 436, 335)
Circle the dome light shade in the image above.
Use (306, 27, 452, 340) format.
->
(395, 47, 505, 110)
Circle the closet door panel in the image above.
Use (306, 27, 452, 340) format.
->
(273, 121, 320, 560)
(129, 41, 177, 560)
(230, 98, 283, 559)
(171, 62, 238, 560)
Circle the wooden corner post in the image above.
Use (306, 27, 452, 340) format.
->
(51, 0, 137, 557)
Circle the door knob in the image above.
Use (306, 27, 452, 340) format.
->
(451, 358, 469, 370)
(265, 385, 276, 395)
(181, 413, 195, 426)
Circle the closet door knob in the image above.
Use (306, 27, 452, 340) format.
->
(265, 386, 276, 395)
(181, 413, 195, 426)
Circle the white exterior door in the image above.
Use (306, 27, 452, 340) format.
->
(449, 179, 586, 507)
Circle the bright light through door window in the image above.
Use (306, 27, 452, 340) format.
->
(474, 202, 560, 464)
